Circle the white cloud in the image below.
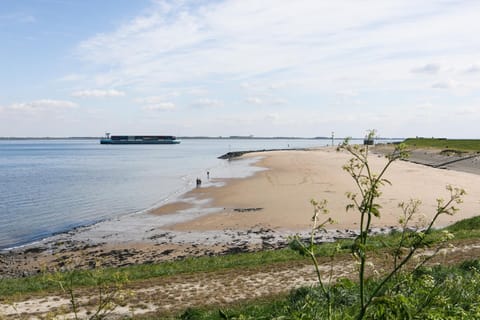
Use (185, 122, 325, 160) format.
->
(136, 96, 159, 104)
(192, 98, 223, 108)
(78, 2, 460, 86)
(142, 102, 176, 111)
(457, 107, 480, 116)
(245, 95, 287, 106)
(416, 102, 434, 111)
(335, 90, 358, 98)
(268, 83, 288, 90)
(411, 63, 441, 74)
(465, 64, 480, 74)
(265, 113, 280, 122)
(245, 97, 263, 105)
(186, 87, 208, 96)
(7, 99, 77, 112)
(135, 92, 180, 104)
(72, 89, 125, 97)
(271, 98, 288, 105)
(241, 81, 290, 94)
(8, 0, 480, 137)
(76, 0, 480, 94)
(240, 82, 253, 89)
(432, 80, 457, 89)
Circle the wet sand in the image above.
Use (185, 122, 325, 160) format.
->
(2, 145, 480, 277)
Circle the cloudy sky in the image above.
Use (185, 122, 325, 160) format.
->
(1, 0, 480, 138)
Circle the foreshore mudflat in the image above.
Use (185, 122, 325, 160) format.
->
(2, 145, 480, 277)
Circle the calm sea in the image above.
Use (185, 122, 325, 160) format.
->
(0, 138, 334, 249)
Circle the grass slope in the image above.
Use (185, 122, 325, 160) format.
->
(403, 138, 480, 152)
(0, 248, 305, 298)
(2, 216, 480, 298)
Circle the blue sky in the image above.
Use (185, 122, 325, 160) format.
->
(1, 0, 480, 138)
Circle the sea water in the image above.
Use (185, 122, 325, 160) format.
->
(0, 138, 334, 249)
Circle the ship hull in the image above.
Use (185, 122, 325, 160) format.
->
(100, 139, 180, 144)
(100, 135, 180, 144)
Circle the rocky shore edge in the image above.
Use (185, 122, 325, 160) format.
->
(0, 224, 406, 278)
(218, 147, 311, 159)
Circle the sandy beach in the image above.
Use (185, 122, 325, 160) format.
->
(163, 146, 480, 231)
(2, 145, 480, 277)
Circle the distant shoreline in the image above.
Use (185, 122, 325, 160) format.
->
(0, 136, 405, 141)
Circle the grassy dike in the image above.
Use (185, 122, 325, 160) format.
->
(403, 138, 480, 152)
(2, 216, 480, 317)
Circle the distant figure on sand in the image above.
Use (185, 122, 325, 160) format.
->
(196, 178, 202, 187)
(207, 171, 210, 179)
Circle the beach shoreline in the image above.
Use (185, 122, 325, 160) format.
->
(163, 145, 480, 231)
(2, 144, 480, 277)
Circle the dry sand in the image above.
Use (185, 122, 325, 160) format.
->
(165, 146, 480, 231)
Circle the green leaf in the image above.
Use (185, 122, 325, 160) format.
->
(371, 206, 380, 217)
(289, 238, 309, 256)
(219, 309, 229, 319)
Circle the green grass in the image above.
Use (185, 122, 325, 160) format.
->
(445, 215, 480, 239)
(165, 297, 291, 320)
(403, 138, 480, 152)
(0, 247, 306, 298)
(447, 215, 480, 232)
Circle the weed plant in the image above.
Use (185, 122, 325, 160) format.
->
(290, 131, 465, 319)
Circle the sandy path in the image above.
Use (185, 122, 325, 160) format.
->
(0, 260, 352, 319)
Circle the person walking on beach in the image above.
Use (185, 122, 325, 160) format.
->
(207, 171, 210, 179)
(196, 178, 202, 187)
